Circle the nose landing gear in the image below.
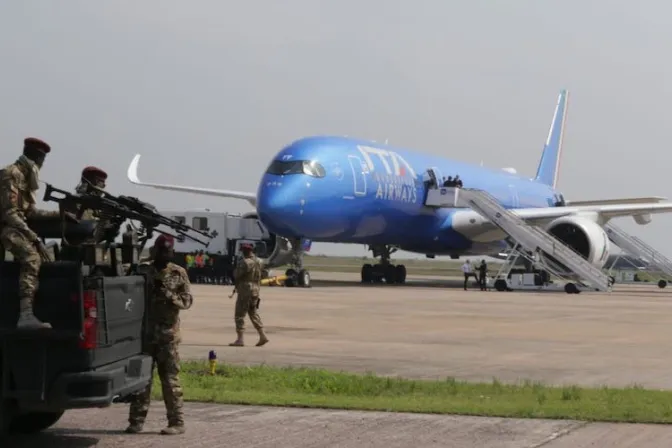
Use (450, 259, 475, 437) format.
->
(284, 238, 311, 288)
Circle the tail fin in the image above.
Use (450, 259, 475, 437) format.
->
(534, 89, 569, 189)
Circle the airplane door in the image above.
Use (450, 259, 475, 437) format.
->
(429, 167, 444, 186)
(508, 185, 519, 207)
(347, 155, 367, 197)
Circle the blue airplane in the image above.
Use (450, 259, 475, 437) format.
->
(126, 90, 672, 287)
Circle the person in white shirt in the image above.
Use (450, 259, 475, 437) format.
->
(461, 260, 473, 290)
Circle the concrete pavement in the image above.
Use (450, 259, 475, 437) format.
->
(6, 271, 672, 446)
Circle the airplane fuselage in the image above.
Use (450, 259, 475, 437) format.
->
(256, 136, 563, 256)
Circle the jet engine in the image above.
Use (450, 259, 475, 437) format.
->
(241, 212, 294, 268)
(537, 216, 611, 272)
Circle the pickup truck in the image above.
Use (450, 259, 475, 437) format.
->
(0, 220, 154, 437)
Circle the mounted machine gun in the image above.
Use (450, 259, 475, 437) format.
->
(30, 183, 215, 274)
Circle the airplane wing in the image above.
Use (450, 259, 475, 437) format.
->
(516, 201, 672, 225)
(564, 197, 667, 206)
(126, 154, 257, 207)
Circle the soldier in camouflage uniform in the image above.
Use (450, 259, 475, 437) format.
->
(73, 166, 108, 220)
(126, 234, 193, 436)
(0, 138, 60, 329)
(60, 166, 113, 258)
(229, 243, 269, 347)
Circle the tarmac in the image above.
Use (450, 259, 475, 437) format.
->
(7, 271, 672, 447)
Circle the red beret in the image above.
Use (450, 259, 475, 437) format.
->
(240, 242, 254, 250)
(81, 166, 108, 180)
(154, 234, 175, 249)
(24, 137, 51, 154)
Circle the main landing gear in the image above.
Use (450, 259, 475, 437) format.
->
(360, 245, 407, 284)
(284, 237, 311, 288)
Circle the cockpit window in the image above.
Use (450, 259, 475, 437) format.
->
(266, 160, 326, 178)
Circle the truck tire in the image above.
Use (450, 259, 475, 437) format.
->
(0, 361, 14, 437)
(10, 411, 64, 434)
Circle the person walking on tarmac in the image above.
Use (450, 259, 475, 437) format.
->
(229, 242, 269, 347)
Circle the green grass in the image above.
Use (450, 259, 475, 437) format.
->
(149, 361, 672, 424)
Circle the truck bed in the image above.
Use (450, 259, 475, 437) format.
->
(0, 260, 152, 411)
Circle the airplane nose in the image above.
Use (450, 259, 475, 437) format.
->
(256, 179, 303, 237)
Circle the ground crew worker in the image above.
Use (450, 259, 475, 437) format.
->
(126, 234, 193, 436)
(0, 137, 62, 329)
(229, 243, 269, 347)
(461, 259, 473, 290)
(478, 259, 488, 291)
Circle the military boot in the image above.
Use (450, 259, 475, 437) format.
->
(125, 423, 144, 434)
(229, 331, 244, 346)
(16, 299, 51, 330)
(161, 424, 186, 435)
(256, 329, 269, 347)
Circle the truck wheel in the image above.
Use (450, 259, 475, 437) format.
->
(0, 364, 14, 437)
(10, 411, 65, 434)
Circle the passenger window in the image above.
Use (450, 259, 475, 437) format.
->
(173, 216, 186, 224)
(192, 217, 208, 231)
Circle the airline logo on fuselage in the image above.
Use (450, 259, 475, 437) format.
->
(356, 145, 418, 204)
(356, 145, 416, 178)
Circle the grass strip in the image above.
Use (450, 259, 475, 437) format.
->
(148, 361, 672, 424)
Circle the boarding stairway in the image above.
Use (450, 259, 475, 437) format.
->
(425, 187, 611, 291)
(604, 223, 672, 277)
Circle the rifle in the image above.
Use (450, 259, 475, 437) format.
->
(42, 183, 215, 255)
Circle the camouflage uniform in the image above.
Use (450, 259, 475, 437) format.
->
(66, 166, 110, 243)
(229, 250, 268, 347)
(127, 261, 192, 435)
(0, 141, 59, 329)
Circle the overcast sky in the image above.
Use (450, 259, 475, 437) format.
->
(1, 0, 670, 258)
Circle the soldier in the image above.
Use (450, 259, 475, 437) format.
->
(0, 137, 61, 329)
(126, 234, 192, 436)
(229, 243, 269, 347)
(74, 166, 108, 220)
(61, 166, 114, 249)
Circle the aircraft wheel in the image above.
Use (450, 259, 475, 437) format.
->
(361, 264, 373, 283)
(564, 283, 579, 294)
(494, 279, 508, 292)
(395, 265, 407, 284)
(285, 268, 298, 287)
(658, 279, 667, 289)
(608, 276, 616, 286)
(298, 269, 311, 288)
(373, 264, 384, 283)
(384, 264, 397, 284)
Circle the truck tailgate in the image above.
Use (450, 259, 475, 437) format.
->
(87, 275, 146, 368)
